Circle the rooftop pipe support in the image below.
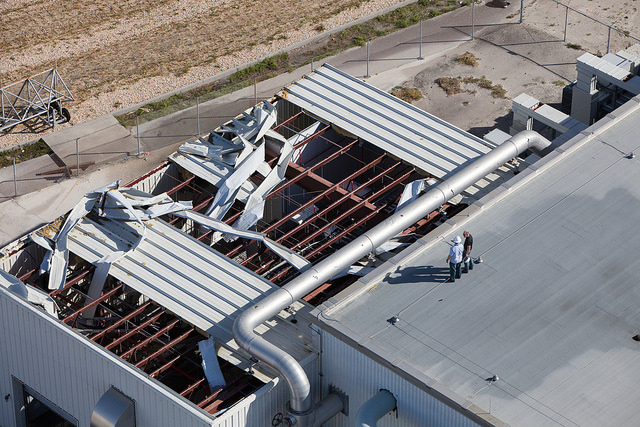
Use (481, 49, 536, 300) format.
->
(233, 131, 551, 424)
(355, 390, 397, 427)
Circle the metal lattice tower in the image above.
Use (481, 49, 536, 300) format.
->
(1, 68, 73, 133)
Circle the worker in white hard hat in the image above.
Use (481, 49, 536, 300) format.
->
(446, 236, 464, 283)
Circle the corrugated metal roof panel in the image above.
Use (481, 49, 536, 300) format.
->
(68, 216, 270, 335)
(64, 214, 314, 376)
(278, 64, 494, 179)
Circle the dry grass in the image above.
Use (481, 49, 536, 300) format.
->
(435, 76, 507, 98)
(434, 77, 463, 95)
(390, 86, 423, 103)
(455, 51, 479, 67)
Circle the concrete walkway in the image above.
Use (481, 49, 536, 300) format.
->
(0, 1, 537, 247)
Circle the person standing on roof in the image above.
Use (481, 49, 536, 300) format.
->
(462, 230, 474, 273)
(446, 236, 463, 283)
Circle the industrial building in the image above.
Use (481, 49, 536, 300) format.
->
(1, 47, 640, 427)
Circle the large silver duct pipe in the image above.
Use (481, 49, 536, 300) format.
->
(233, 131, 551, 424)
(355, 390, 397, 427)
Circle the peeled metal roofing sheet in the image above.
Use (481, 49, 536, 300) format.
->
(169, 151, 256, 203)
(278, 64, 494, 179)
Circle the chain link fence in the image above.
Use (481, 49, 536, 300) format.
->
(524, 0, 640, 56)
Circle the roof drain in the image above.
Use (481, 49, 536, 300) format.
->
(355, 389, 397, 427)
(233, 131, 551, 426)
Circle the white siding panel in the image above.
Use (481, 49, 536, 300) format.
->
(0, 286, 323, 427)
(0, 287, 215, 427)
(210, 357, 321, 427)
(320, 332, 482, 427)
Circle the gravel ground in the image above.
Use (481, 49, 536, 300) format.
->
(1, 0, 405, 149)
(3, 0, 639, 150)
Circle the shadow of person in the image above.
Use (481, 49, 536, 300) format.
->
(385, 265, 450, 284)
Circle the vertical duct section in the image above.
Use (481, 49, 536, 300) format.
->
(355, 390, 397, 427)
(90, 387, 136, 427)
(234, 131, 551, 425)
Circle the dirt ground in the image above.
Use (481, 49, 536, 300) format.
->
(395, 0, 640, 138)
(2, 0, 640, 148)
(1, 0, 406, 146)
(407, 23, 580, 137)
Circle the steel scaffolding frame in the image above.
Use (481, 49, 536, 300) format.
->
(1, 68, 73, 132)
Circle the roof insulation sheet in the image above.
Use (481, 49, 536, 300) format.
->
(278, 64, 494, 179)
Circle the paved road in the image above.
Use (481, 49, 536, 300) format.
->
(0, 1, 526, 247)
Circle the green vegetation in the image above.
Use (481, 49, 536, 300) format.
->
(229, 54, 289, 83)
(566, 42, 583, 50)
(114, 0, 468, 128)
(116, 81, 252, 127)
(0, 139, 52, 168)
(390, 86, 423, 103)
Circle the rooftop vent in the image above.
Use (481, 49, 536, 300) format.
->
(90, 387, 135, 427)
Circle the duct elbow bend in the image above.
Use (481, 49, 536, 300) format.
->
(232, 311, 258, 353)
(516, 130, 552, 153)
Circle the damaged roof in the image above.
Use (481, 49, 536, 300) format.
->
(278, 64, 495, 179)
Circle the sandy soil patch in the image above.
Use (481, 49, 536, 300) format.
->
(408, 22, 581, 137)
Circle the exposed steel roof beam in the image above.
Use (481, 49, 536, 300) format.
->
(265, 136, 356, 200)
(18, 269, 37, 282)
(135, 328, 194, 370)
(279, 166, 414, 276)
(283, 162, 377, 211)
(120, 318, 181, 361)
(91, 301, 153, 344)
(269, 204, 386, 283)
(50, 267, 94, 297)
(280, 158, 398, 249)
(272, 111, 303, 131)
(62, 285, 121, 326)
(197, 374, 248, 411)
(165, 175, 195, 196)
(105, 310, 164, 351)
(180, 378, 206, 399)
(270, 154, 385, 238)
(300, 168, 415, 257)
(149, 354, 181, 379)
(237, 154, 385, 270)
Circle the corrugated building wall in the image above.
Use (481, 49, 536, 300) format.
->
(0, 287, 216, 427)
(319, 331, 483, 427)
(213, 358, 322, 427)
(0, 287, 318, 427)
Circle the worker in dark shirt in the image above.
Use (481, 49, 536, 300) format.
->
(462, 230, 474, 273)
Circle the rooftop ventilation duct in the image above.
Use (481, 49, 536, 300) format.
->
(90, 387, 135, 427)
(355, 389, 397, 427)
(234, 131, 551, 426)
